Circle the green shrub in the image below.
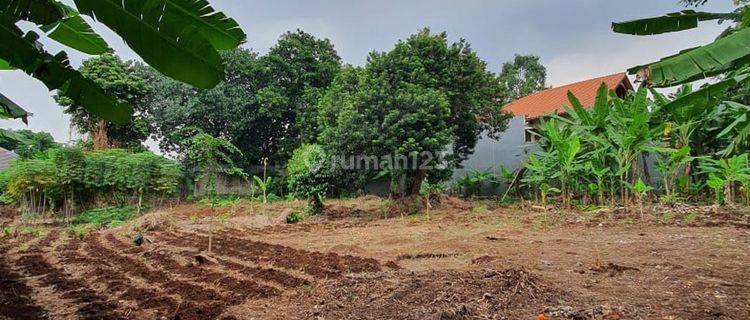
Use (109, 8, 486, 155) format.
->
(73, 206, 136, 228)
(1, 147, 185, 211)
(286, 211, 303, 224)
(287, 144, 335, 214)
(69, 224, 97, 240)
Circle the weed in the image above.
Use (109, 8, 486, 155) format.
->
(471, 205, 488, 214)
(659, 212, 674, 224)
(620, 218, 635, 225)
(74, 206, 135, 228)
(69, 224, 96, 240)
(19, 226, 45, 237)
(190, 214, 199, 224)
(682, 212, 700, 224)
(218, 211, 231, 224)
(286, 211, 303, 224)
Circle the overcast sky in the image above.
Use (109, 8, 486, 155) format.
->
(0, 0, 736, 144)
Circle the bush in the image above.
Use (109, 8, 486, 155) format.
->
(286, 210, 303, 223)
(73, 206, 136, 228)
(287, 144, 335, 213)
(2, 147, 185, 213)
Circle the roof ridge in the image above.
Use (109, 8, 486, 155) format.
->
(517, 72, 627, 99)
(503, 72, 631, 119)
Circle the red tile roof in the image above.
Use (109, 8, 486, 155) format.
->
(503, 72, 632, 120)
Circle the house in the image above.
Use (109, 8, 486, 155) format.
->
(0, 147, 18, 171)
(452, 72, 633, 190)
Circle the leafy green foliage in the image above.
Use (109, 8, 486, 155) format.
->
(498, 54, 547, 104)
(523, 86, 661, 207)
(72, 0, 239, 89)
(286, 210, 303, 224)
(56, 53, 150, 149)
(1, 0, 63, 25)
(613, 10, 736, 36)
(286, 144, 334, 200)
(1, 0, 245, 122)
(699, 153, 750, 204)
(176, 127, 246, 198)
(1, 147, 183, 213)
(145, 32, 340, 167)
(258, 30, 342, 146)
(0, 129, 58, 159)
(39, 2, 110, 55)
(0, 14, 132, 123)
(318, 29, 508, 196)
(615, 2, 750, 88)
(73, 206, 135, 228)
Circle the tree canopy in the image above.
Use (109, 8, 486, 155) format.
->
(0, 129, 58, 159)
(56, 54, 150, 150)
(143, 31, 341, 170)
(318, 29, 509, 196)
(498, 54, 547, 104)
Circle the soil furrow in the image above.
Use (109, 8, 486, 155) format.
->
(154, 232, 312, 288)
(84, 234, 234, 319)
(167, 230, 381, 278)
(55, 238, 180, 317)
(104, 233, 280, 300)
(15, 254, 123, 320)
(0, 254, 48, 319)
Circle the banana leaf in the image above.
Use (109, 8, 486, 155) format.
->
(0, 0, 63, 24)
(658, 73, 750, 119)
(0, 14, 131, 123)
(73, 0, 243, 88)
(39, 3, 110, 55)
(0, 91, 28, 124)
(162, 0, 246, 50)
(636, 27, 750, 87)
(613, 10, 737, 35)
(0, 58, 10, 69)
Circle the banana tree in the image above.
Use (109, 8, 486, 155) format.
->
(538, 118, 582, 207)
(646, 146, 697, 198)
(717, 101, 750, 156)
(0, 0, 246, 123)
(606, 88, 660, 203)
(699, 153, 750, 205)
(613, 5, 747, 87)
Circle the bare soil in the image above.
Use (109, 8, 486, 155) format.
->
(0, 198, 748, 319)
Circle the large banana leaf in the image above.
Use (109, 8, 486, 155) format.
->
(0, 58, 10, 69)
(0, 0, 62, 24)
(0, 91, 28, 124)
(658, 73, 749, 118)
(613, 10, 737, 35)
(163, 0, 246, 50)
(39, 3, 110, 55)
(0, 14, 132, 123)
(73, 0, 228, 89)
(636, 27, 750, 87)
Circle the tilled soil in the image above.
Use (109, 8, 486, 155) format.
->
(1, 200, 748, 319)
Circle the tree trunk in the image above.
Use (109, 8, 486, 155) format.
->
(404, 169, 426, 197)
(309, 194, 324, 215)
(91, 119, 109, 150)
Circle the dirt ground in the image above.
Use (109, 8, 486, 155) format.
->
(1, 198, 748, 319)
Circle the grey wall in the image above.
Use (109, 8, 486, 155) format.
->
(450, 116, 532, 196)
(452, 116, 530, 178)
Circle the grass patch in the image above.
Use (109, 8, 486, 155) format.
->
(74, 206, 136, 228)
(682, 212, 701, 224)
(69, 206, 136, 239)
